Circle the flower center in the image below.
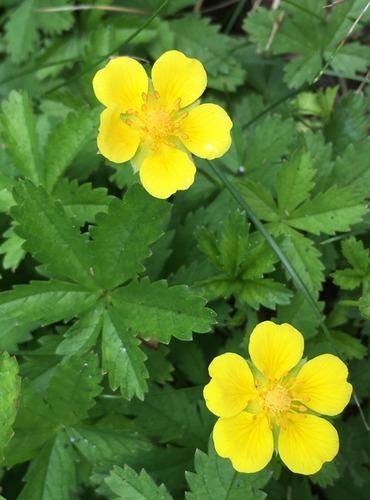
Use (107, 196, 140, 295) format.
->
(122, 90, 189, 148)
(263, 385, 291, 414)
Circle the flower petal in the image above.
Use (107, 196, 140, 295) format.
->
(139, 142, 195, 199)
(203, 353, 258, 418)
(180, 104, 233, 160)
(213, 412, 273, 473)
(93, 57, 148, 110)
(294, 354, 352, 416)
(249, 322, 304, 380)
(279, 414, 339, 475)
(151, 50, 207, 111)
(97, 105, 141, 163)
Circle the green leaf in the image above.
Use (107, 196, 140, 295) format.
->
(0, 353, 20, 459)
(47, 353, 103, 426)
(0, 91, 42, 183)
(358, 290, 370, 320)
(12, 180, 96, 288)
(331, 330, 367, 361)
(3, 381, 59, 467)
(66, 425, 151, 466)
(35, 0, 74, 34)
(332, 237, 370, 290)
(18, 431, 77, 500)
(111, 278, 216, 343)
(53, 180, 112, 225)
(4, 0, 38, 63)
(186, 438, 272, 499)
(0, 174, 15, 212)
(0, 225, 25, 270)
(104, 465, 173, 500)
(43, 108, 97, 192)
(129, 386, 211, 449)
(217, 211, 250, 276)
(277, 152, 315, 215)
(309, 461, 339, 488)
(90, 184, 171, 289)
(238, 278, 291, 310)
(56, 303, 104, 359)
(102, 308, 148, 400)
(0, 280, 99, 325)
(286, 186, 366, 235)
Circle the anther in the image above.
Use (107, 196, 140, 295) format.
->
(141, 104, 148, 112)
(181, 134, 189, 139)
(125, 109, 135, 115)
(154, 90, 160, 99)
(125, 119, 133, 126)
(181, 111, 189, 119)
(142, 92, 148, 101)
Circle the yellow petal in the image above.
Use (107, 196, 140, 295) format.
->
(294, 354, 352, 416)
(249, 322, 304, 380)
(93, 57, 148, 110)
(180, 104, 233, 160)
(151, 50, 207, 111)
(279, 414, 339, 475)
(139, 142, 195, 199)
(203, 353, 258, 418)
(213, 412, 274, 473)
(97, 105, 141, 163)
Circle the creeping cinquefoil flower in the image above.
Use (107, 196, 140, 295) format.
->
(93, 50, 233, 199)
(203, 321, 352, 475)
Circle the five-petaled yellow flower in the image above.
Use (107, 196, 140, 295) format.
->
(204, 321, 352, 475)
(93, 50, 233, 199)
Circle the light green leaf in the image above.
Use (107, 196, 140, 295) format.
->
(35, 0, 74, 34)
(332, 237, 370, 290)
(102, 308, 148, 400)
(111, 278, 216, 343)
(18, 431, 77, 500)
(277, 152, 315, 215)
(186, 438, 271, 499)
(237, 179, 278, 222)
(57, 304, 104, 359)
(43, 108, 97, 191)
(0, 226, 25, 270)
(0, 280, 99, 325)
(0, 353, 20, 459)
(217, 211, 250, 276)
(104, 465, 173, 500)
(286, 186, 367, 235)
(12, 180, 97, 288)
(0, 91, 42, 183)
(47, 353, 103, 426)
(3, 381, 59, 467)
(358, 290, 370, 321)
(53, 180, 112, 225)
(0, 174, 14, 212)
(238, 278, 292, 310)
(331, 330, 367, 361)
(4, 0, 38, 63)
(90, 184, 171, 289)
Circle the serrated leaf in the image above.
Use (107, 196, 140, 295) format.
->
(286, 186, 366, 235)
(4, 0, 38, 63)
(237, 178, 278, 221)
(0, 280, 99, 325)
(90, 184, 171, 289)
(36, 0, 74, 34)
(43, 108, 96, 191)
(57, 304, 104, 359)
(0, 225, 25, 270)
(186, 438, 271, 499)
(18, 431, 77, 500)
(102, 308, 148, 400)
(0, 174, 15, 212)
(53, 180, 112, 225)
(277, 152, 315, 215)
(331, 330, 367, 361)
(1, 91, 42, 182)
(238, 278, 291, 310)
(12, 180, 96, 287)
(47, 353, 103, 425)
(218, 211, 250, 276)
(0, 353, 20, 459)
(3, 381, 59, 467)
(129, 386, 211, 449)
(111, 278, 216, 343)
(104, 465, 173, 500)
(332, 237, 370, 290)
(358, 290, 370, 320)
(66, 425, 151, 466)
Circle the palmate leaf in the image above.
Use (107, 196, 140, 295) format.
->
(102, 308, 148, 400)
(111, 278, 216, 343)
(47, 353, 103, 426)
(17, 431, 78, 500)
(0, 280, 100, 326)
(11, 180, 96, 288)
(0, 91, 42, 183)
(186, 438, 272, 500)
(0, 353, 20, 459)
(90, 184, 171, 289)
(104, 465, 172, 500)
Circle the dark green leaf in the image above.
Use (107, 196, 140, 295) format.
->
(0, 353, 20, 459)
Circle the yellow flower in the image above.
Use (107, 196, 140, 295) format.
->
(92, 50, 233, 199)
(203, 321, 353, 475)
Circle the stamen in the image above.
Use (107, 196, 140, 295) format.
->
(141, 104, 148, 112)
(154, 90, 160, 99)
(181, 111, 189, 119)
(142, 92, 148, 101)
(125, 109, 135, 115)
(181, 133, 189, 139)
(173, 97, 181, 111)
(125, 119, 133, 126)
